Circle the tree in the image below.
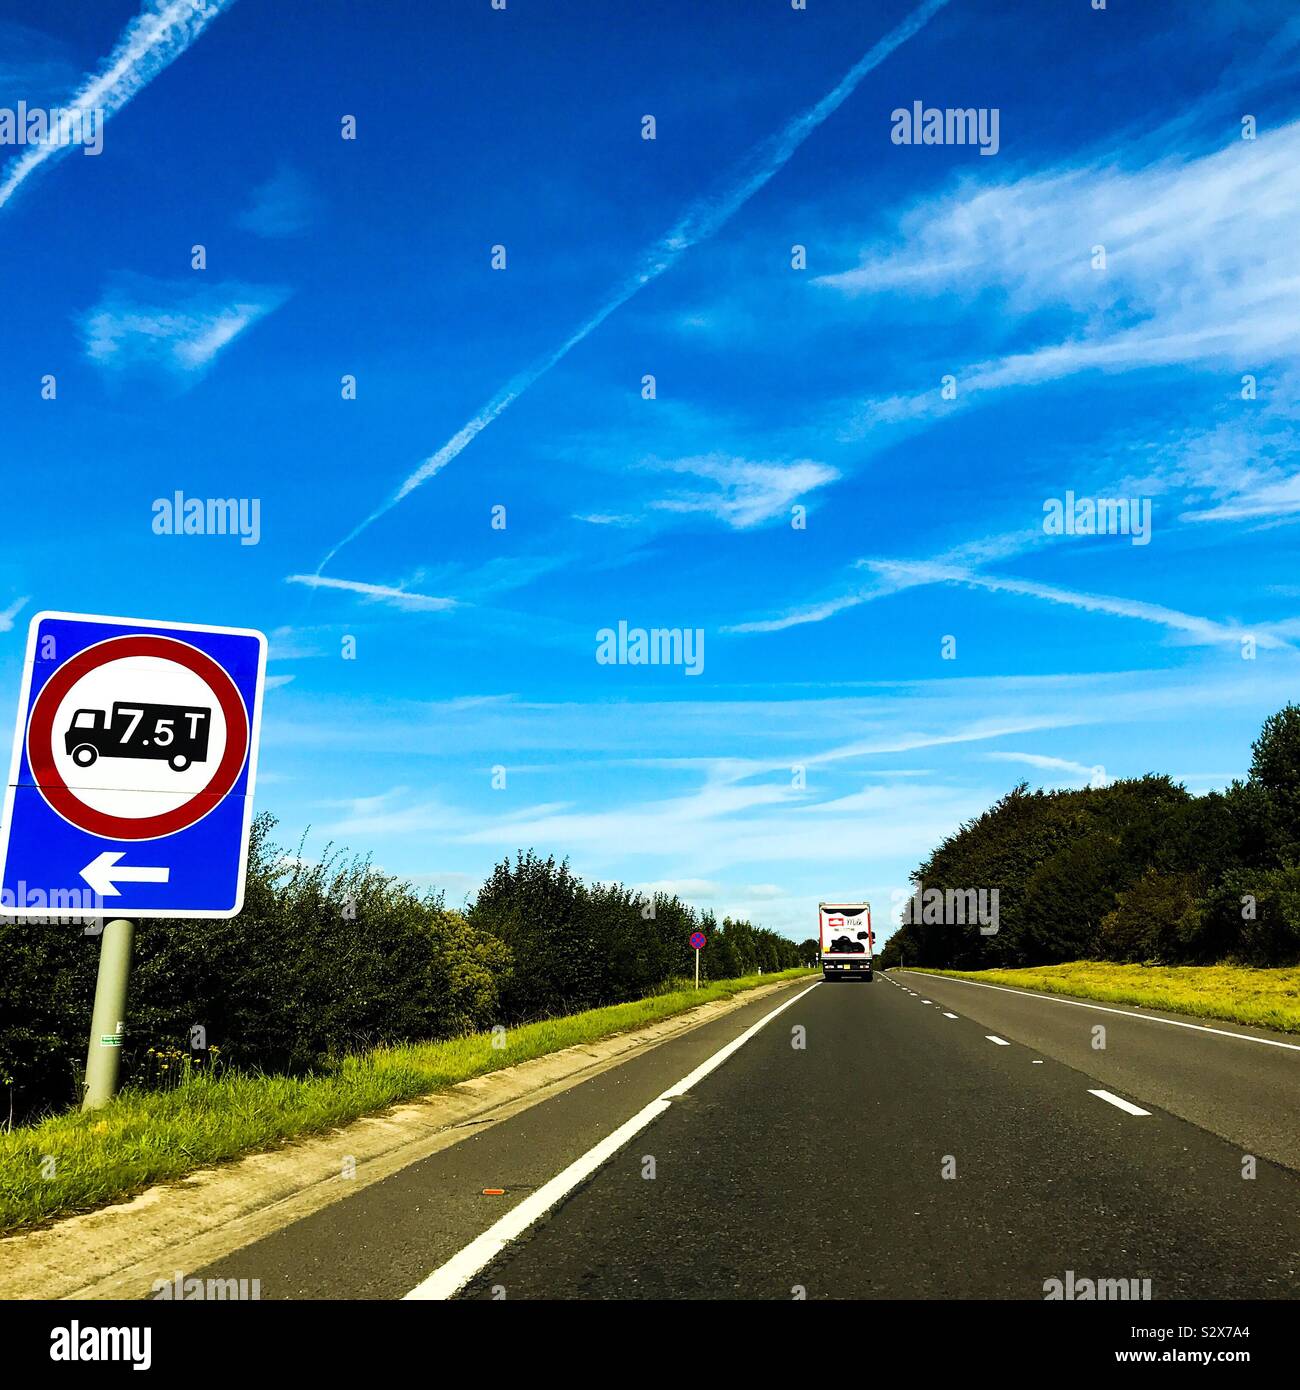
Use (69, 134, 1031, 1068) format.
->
(1099, 870, 1202, 963)
(1250, 705, 1300, 794)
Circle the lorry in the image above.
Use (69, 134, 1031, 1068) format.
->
(819, 901, 873, 981)
(64, 701, 212, 773)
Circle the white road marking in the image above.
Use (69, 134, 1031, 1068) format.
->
(1089, 1088, 1151, 1116)
(896, 971, 1300, 1053)
(922, 999, 932, 1004)
(942, 1012, 958, 1019)
(985, 1035, 1011, 1046)
(403, 978, 822, 1300)
(1032, 1059, 1044, 1064)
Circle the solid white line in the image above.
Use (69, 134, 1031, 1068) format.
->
(897, 971, 1300, 1053)
(985, 1035, 1011, 1046)
(1089, 1088, 1151, 1116)
(403, 978, 823, 1300)
(942, 1012, 958, 1019)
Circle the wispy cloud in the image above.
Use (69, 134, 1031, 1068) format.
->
(724, 529, 1039, 634)
(822, 119, 1300, 431)
(867, 559, 1294, 651)
(81, 274, 288, 378)
(648, 454, 838, 529)
(632, 878, 722, 900)
(1183, 478, 1300, 524)
(285, 574, 457, 612)
(236, 165, 317, 238)
(0, 22, 79, 95)
(986, 751, 1108, 785)
(0, 0, 238, 210)
(0, 596, 29, 633)
(314, 0, 952, 572)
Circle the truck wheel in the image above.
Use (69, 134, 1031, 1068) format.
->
(168, 753, 191, 772)
(71, 744, 98, 768)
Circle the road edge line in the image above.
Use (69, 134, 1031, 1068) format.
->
(895, 971, 1300, 1052)
(404, 979, 823, 1300)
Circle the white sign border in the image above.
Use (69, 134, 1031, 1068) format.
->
(0, 610, 267, 920)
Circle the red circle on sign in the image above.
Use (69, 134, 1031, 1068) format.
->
(689, 931, 707, 950)
(26, 634, 249, 842)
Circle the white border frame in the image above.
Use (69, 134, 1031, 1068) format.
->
(0, 611, 268, 920)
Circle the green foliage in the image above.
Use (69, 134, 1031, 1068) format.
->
(1199, 866, 1300, 966)
(1099, 870, 1203, 963)
(1, 819, 799, 1122)
(1022, 832, 1131, 962)
(887, 708, 1300, 971)
(1250, 704, 1300, 794)
(0, 968, 814, 1232)
(465, 851, 800, 1017)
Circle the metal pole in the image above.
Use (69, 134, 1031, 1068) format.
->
(694, 948, 699, 991)
(82, 918, 133, 1111)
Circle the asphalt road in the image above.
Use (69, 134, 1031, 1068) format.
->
(192, 972, 1300, 1300)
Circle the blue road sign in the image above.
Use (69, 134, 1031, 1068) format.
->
(0, 612, 266, 919)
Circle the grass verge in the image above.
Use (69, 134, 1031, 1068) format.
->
(904, 962, 1300, 1034)
(0, 969, 813, 1235)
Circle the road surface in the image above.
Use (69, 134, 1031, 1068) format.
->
(191, 971, 1300, 1300)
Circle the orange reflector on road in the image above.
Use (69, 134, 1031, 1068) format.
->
(482, 1187, 506, 1196)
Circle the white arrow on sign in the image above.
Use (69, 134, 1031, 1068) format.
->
(80, 851, 170, 898)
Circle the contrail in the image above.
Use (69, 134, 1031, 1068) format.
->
(317, 0, 951, 573)
(0, 0, 238, 210)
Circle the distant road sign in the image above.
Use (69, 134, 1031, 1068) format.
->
(689, 930, 707, 950)
(0, 612, 266, 918)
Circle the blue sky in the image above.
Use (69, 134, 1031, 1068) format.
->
(2, 0, 1299, 939)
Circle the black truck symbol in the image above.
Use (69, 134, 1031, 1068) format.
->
(64, 702, 212, 773)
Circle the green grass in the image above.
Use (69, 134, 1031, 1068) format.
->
(905, 962, 1300, 1033)
(0, 969, 813, 1235)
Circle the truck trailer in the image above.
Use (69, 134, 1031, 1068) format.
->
(819, 901, 873, 980)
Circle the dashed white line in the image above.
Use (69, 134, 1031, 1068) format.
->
(896, 970, 1300, 1053)
(403, 977, 822, 1300)
(942, 1012, 958, 1019)
(985, 1035, 1011, 1046)
(1088, 1089, 1151, 1117)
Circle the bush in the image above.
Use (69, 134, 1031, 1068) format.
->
(1, 821, 801, 1123)
(1198, 867, 1300, 967)
(889, 706, 1300, 971)
(466, 851, 801, 1018)
(126, 818, 511, 1076)
(1099, 870, 1203, 963)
